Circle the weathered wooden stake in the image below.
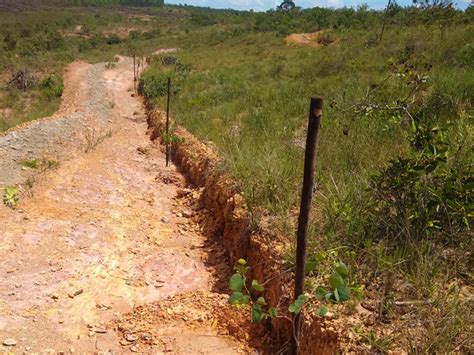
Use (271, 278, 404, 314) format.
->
(133, 55, 137, 92)
(291, 96, 323, 355)
(166, 77, 171, 167)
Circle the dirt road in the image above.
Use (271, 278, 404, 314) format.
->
(0, 58, 250, 353)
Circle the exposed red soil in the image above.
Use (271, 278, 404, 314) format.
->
(285, 32, 326, 47)
(0, 58, 252, 353)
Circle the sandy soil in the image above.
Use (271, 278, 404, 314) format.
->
(0, 57, 251, 353)
(285, 32, 323, 47)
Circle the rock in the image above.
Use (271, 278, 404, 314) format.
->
(137, 147, 148, 155)
(68, 289, 83, 298)
(125, 334, 138, 342)
(120, 339, 130, 346)
(25, 346, 32, 351)
(51, 293, 59, 300)
(94, 327, 107, 334)
(176, 212, 183, 218)
(182, 210, 193, 218)
(130, 346, 138, 352)
(176, 188, 191, 198)
(161, 216, 169, 223)
(3, 338, 16, 346)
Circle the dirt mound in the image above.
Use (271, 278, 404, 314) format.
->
(114, 290, 253, 353)
(286, 31, 331, 47)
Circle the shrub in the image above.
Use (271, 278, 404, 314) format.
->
(40, 75, 64, 98)
(369, 121, 472, 246)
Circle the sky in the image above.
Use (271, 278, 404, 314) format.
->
(165, 0, 472, 12)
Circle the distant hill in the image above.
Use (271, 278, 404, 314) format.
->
(66, 0, 164, 6)
(0, 0, 164, 12)
(0, 0, 62, 12)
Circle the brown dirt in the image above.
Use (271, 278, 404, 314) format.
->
(285, 32, 324, 47)
(0, 57, 252, 353)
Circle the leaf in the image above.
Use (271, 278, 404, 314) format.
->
(329, 272, 345, 289)
(234, 264, 249, 274)
(337, 285, 351, 301)
(333, 287, 340, 302)
(251, 305, 264, 323)
(256, 296, 267, 305)
(335, 261, 349, 278)
(229, 292, 250, 305)
(229, 273, 244, 292)
(269, 307, 278, 318)
(289, 294, 308, 314)
(228, 292, 244, 305)
(318, 306, 329, 317)
(315, 286, 327, 301)
(288, 303, 298, 313)
(251, 279, 265, 292)
(237, 259, 247, 265)
(305, 259, 318, 274)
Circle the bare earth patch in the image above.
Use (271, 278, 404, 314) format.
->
(0, 58, 251, 353)
(286, 31, 325, 47)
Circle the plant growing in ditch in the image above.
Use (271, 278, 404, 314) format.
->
(3, 186, 18, 208)
(162, 123, 185, 146)
(228, 259, 278, 323)
(228, 257, 362, 323)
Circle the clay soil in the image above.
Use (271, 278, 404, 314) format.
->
(0, 57, 252, 353)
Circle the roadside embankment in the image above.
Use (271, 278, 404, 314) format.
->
(146, 105, 339, 354)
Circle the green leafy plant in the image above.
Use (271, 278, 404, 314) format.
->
(228, 259, 278, 323)
(370, 120, 472, 245)
(40, 75, 64, 98)
(289, 257, 363, 318)
(3, 186, 18, 208)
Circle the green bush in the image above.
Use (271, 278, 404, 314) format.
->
(40, 75, 64, 98)
(369, 121, 472, 246)
(138, 70, 178, 98)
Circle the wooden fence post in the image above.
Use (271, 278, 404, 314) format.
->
(291, 96, 323, 355)
(166, 77, 171, 167)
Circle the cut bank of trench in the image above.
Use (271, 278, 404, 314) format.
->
(0, 57, 253, 353)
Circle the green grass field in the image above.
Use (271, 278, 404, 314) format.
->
(142, 9, 473, 352)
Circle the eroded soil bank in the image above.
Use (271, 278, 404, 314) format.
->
(147, 108, 340, 354)
(0, 57, 251, 353)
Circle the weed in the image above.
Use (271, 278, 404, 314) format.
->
(3, 186, 18, 208)
(84, 128, 113, 153)
(19, 159, 39, 169)
(19, 158, 59, 171)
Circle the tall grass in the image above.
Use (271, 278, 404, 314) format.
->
(143, 20, 473, 351)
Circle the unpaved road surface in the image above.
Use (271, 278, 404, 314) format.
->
(0, 58, 250, 353)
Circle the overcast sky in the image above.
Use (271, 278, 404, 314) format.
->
(165, 0, 472, 12)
